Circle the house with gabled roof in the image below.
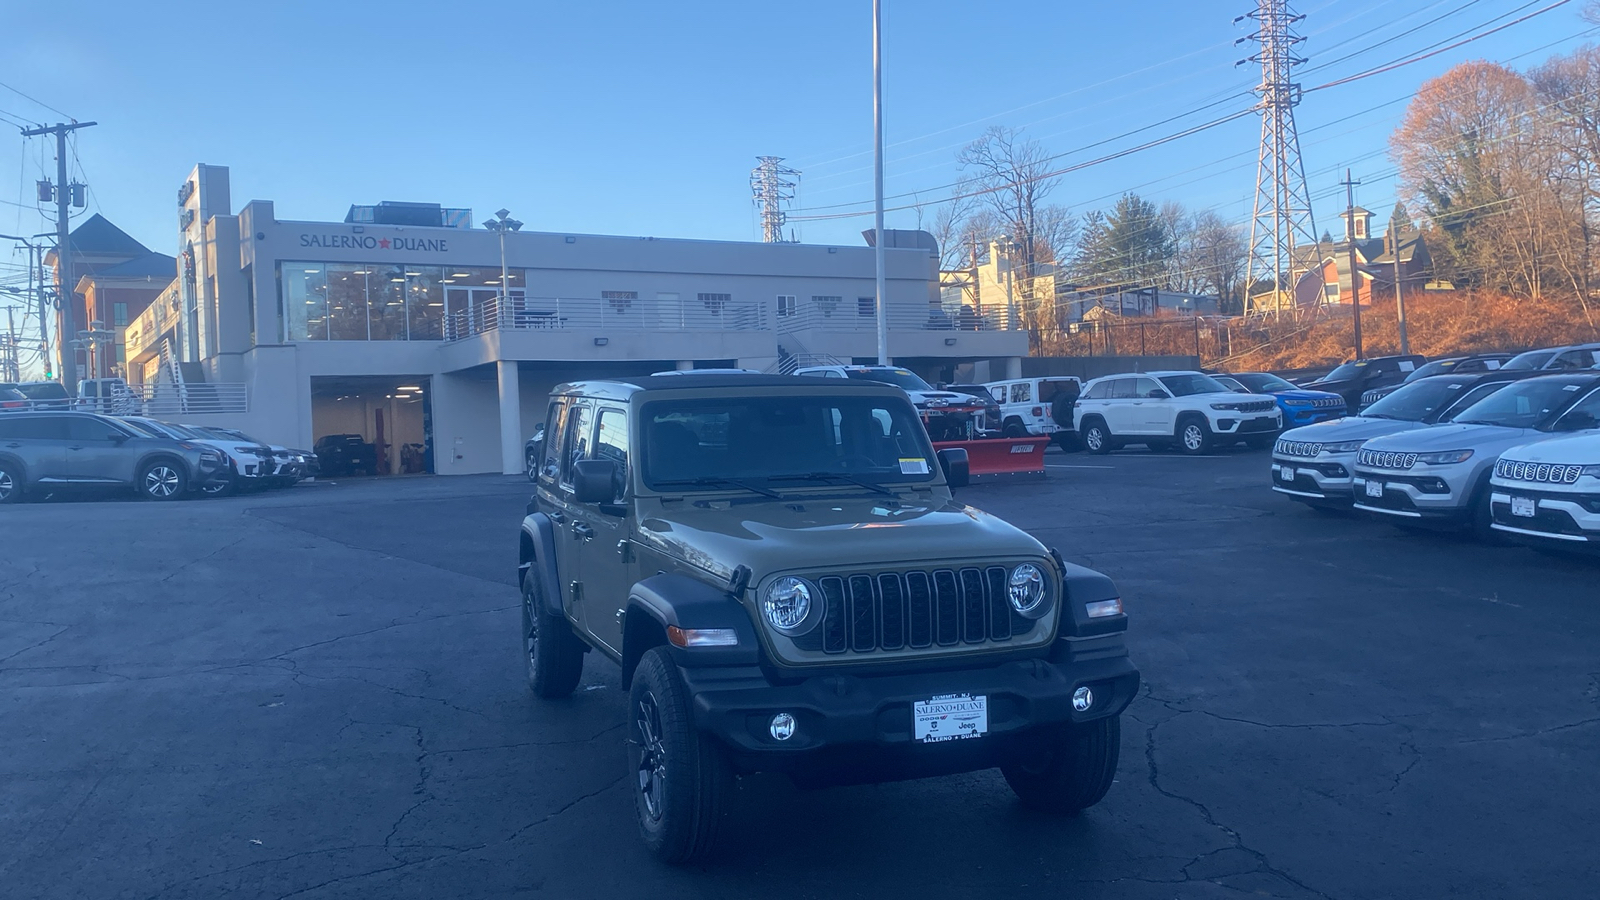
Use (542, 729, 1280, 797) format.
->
(1292, 207, 1431, 309)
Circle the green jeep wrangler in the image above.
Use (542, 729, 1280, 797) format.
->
(518, 374, 1138, 862)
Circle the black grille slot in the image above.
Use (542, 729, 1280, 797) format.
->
(819, 576, 848, 654)
(877, 574, 906, 650)
(906, 571, 933, 648)
(848, 575, 876, 652)
(933, 570, 961, 646)
(984, 566, 1012, 641)
(959, 568, 986, 643)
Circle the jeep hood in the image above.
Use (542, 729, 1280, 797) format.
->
(1361, 423, 1537, 452)
(634, 494, 1048, 582)
(1498, 433, 1600, 465)
(1274, 389, 1344, 403)
(1280, 416, 1422, 443)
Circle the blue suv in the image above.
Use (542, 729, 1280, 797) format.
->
(1220, 372, 1346, 430)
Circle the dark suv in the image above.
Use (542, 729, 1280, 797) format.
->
(0, 411, 225, 503)
(1305, 355, 1428, 411)
(312, 433, 378, 477)
(518, 374, 1138, 862)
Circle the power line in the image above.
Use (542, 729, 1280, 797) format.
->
(0, 80, 72, 120)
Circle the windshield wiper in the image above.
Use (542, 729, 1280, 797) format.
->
(1455, 420, 1501, 427)
(652, 477, 786, 499)
(766, 471, 898, 496)
(1363, 413, 1401, 420)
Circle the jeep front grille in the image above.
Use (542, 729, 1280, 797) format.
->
(802, 567, 1033, 655)
(1235, 400, 1276, 413)
(1276, 439, 1323, 458)
(1357, 449, 1418, 470)
(1496, 459, 1583, 485)
(1313, 397, 1345, 409)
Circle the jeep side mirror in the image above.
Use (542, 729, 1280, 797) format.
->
(572, 458, 617, 504)
(936, 447, 969, 489)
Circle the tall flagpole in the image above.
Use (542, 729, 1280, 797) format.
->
(873, 0, 889, 365)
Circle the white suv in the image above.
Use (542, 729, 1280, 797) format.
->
(792, 365, 964, 409)
(1489, 430, 1600, 552)
(982, 377, 1081, 437)
(1352, 372, 1600, 538)
(1074, 371, 1281, 455)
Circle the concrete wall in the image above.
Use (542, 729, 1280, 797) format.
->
(430, 371, 500, 475)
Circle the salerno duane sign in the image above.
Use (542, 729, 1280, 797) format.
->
(298, 234, 450, 252)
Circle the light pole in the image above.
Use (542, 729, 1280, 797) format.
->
(483, 209, 523, 329)
(872, 0, 888, 365)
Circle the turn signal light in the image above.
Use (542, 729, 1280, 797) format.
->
(666, 625, 739, 648)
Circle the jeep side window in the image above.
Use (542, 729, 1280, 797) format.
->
(559, 404, 593, 489)
(989, 386, 1005, 403)
(1133, 376, 1165, 399)
(594, 408, 629, 502)
(541, 401, 568, 483)
(1108, 378, 1136, 400)
(1010, 383, 1030, 403)
(1553, 386, 1600, 431)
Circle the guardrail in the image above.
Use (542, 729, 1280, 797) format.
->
(445, 294, 770, 340)
(4, 383, 251, 417)
(776, 305, 1020, 334)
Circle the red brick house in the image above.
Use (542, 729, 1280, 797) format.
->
(1293, 207, 1431, 308)
(44, 214, 174, 381)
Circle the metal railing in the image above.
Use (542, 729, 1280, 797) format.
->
(775, 304, 1020, 334)
(445, 294, 771, 340)
(9, 383, 253, 417)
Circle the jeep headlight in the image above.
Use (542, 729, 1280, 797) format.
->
(1322, 440, 1366, 453)
(1210, 402, 1241, 411)
(1008, 564, 1048, 617)
(761, 576, 815, 634)
(1415, 449, 1474, 465)
(1583, 465, 1600, 479)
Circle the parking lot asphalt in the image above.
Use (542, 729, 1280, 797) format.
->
(3, 450, 1598, 900)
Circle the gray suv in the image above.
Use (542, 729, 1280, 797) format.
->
(0, 412, 225, 503)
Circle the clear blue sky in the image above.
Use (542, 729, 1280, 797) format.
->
(1, 0, 1593, 286)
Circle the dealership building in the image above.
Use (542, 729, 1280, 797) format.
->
(122, 164, 1027, 475)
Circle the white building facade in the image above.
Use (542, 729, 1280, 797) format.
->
(127, 165, 1027, 476)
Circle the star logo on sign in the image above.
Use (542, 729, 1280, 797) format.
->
(378, 238, 391, 249)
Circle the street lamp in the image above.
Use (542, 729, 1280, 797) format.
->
(483, 209, 523, 327)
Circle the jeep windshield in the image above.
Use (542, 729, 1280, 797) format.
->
(1450, 377, 1598, 430)
(1361, 378, 1473, 422)
(1156, 373, 1230, 396)
(641, 395, 938, 491)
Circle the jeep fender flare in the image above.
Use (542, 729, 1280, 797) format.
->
(518, 513, 563, 618)
(622, 573, 761, 687)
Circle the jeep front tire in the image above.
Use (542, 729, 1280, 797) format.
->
(629, 646, 732, 863)
(521, 573, 584, 698)
(1002, 715, 1121, 813)
(1176, 415, 1211, 455)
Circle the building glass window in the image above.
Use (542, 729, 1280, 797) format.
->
(858, 296, 875, 317)
(369, 265, 409, 341)
(326, 264, 371, 340)
(283, 264, 329, 341)
(113, 302, 128, 327)
(407, 267, 445, 340)
(776, 295, 796, 317)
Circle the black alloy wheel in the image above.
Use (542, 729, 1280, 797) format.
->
(628, 647, 732, 863)
(521, 573, 583, 698)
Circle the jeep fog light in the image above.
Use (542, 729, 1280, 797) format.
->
(1008, 564, 1047, 616)
(761, 576, 815, 634)
(666, 626, 739, 648)
(769, 713, 796, 741)
(1073, 686, 1094, 712)
(1085, 598, 1123, 618)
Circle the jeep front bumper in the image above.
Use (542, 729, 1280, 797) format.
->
(680, 642, 1138, 784)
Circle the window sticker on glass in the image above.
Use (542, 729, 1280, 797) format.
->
(899, 457, 930, 475)
(1564, 384, 1582, 391)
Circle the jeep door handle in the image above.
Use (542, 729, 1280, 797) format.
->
(571, 522, 595, 541)
(547, 510, 566, 524)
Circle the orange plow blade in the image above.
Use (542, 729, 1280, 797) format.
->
(931, 437, 1048, 483)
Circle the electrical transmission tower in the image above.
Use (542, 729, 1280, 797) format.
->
(1238, 1, 1319, 318)
(750, 156, 800, 243)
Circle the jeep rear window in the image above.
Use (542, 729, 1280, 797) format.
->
(640, 395, 937, 489)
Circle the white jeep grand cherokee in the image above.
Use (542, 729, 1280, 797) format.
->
(1074, 371, 1281, 455)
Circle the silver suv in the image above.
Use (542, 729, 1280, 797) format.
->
(0, 412, 225, 503)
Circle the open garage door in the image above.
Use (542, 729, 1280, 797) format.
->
(309, 376, 433, 476)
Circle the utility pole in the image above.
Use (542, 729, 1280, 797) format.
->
(21, 121, 96, 393)
(1341, 169, 1363, 360)
(750, 157, 800, 243)
(1239, 1, 1318, 318)
(872, 0, 888, 365)
(1392, 225, 1409, 356)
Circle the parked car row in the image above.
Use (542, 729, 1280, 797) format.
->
(0, 410, 316, 504)
(1272, 371, 1600, 553)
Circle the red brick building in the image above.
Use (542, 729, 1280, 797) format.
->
(1293, 207, 1432, 309)
(44, 214, 174, 381)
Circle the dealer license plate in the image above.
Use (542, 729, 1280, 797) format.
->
(913, 693, 988, 743)
(1278, 466, 1296, 482)
(1511, 496, 1537, 518)
(1365, 480, 1384, 498)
